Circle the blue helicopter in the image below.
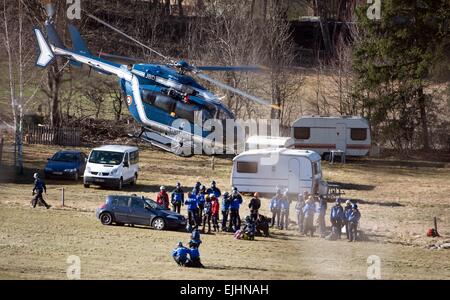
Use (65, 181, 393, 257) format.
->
(34, 5, 278, 156)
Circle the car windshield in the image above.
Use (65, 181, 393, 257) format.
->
(145, 199, 166, 210)
(89, 150, 124, 165)
(51, 152, 78, 162)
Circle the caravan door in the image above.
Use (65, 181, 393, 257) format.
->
(336, 123, 347, 152)
(288, 159, 300, 194)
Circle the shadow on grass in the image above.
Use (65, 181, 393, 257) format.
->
(205, 265, 268, 272)
(343, 198, 404, 207)
(328, 181, 375, 191)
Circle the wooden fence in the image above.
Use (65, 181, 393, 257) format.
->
(25, 126, 81, 147)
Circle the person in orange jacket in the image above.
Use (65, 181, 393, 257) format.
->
(156, 186, 170, 210)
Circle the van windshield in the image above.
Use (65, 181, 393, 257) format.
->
(89, 150, 124, 165)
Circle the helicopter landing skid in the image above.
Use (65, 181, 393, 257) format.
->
(130, 128, 195, 157)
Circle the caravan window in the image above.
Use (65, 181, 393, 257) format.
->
(351, 128, 367, 141)
(236, 162, 258, 173)
(294, 127, 310, 139)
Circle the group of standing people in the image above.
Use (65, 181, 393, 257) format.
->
(295, 191, 361, 242)
(269, 190, 291, 230)
(156, 181, 247, 234)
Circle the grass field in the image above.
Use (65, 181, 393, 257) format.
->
(0, 144, 450, 279)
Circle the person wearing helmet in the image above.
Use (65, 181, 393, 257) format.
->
(32, 173, 50, 209)
(248, 192, 261, 222)
(343, 200, 353, 240)
(172, 242, 189, 266)
(156, 186, 170, 210)
(196, 185, 207, 224)
(229, 187, 243, 232)
(211, 194, 220, 232)
(348, 203, 361, 242)
(171, 182, 184, 214)
(221, 192, 232, 231)
(185, 192, 199, 228)
(279, 191, 291, 230)
(269, 189, 282, 228)
(192, 181, 202, 196)
(202, 194, 213, 234)
(295, 191, 308, 234)
(330, 198, 345, 239)
(206, 180, 221, 198)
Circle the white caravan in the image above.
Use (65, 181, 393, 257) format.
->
(84, 145, 139, 190)
(245, 136, 295, 151)
(231, 148, 327, 196)
(292, 116, 371, 159)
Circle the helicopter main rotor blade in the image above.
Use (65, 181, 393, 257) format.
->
(196, 65, 262, 72)
(84, 12, 173, 63)
(195, 73, 280, 110)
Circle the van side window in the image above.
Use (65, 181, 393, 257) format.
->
(130, 151, 139, 165)
(124, 153, 130, 165)
(294, 127, 310, 139)
(237, 162, 258, 173)
(351, 128, 367, 141)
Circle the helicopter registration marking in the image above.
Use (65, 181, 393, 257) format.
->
(126, 96, 133, 106)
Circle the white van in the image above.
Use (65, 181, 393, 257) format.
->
(292, 116, 371, 159)
(83, 145, 139, 190)
(231, 148, 328, 196)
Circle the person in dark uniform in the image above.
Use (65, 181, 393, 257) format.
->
(221, 192, 231, 231)
(32, 173, 50, 209)
(248, 192, 261, 221)
(171, 182, 184, 214)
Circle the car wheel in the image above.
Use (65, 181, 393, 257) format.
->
(100, 212, 113, 225)
(130, 173, 137, 186)
(152, 217, 166, 230)
(84, 184, 90, 188)
(117, 178, 123, 190)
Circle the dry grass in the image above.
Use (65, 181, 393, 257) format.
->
(0, 144, 450, 279)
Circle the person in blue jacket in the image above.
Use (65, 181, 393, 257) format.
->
(171, 182, 184, 214)
(279, 192, 291, 230)
(32, 173, 51, 209)
(330, 198, 345, 239)
(186, 244, 204, 268)
(206, 180, 221, 198)
(295, 191, 308, 233)
(229, 187, 243, 231)
(348, 203, 361, 242)
(196, 185, 207, 225)
(172, 242, 189, 266)
(192, 181, 202, 196)
(302, 196, 316, 237)
(269, 190, 282, 228)
(185, 192, 199, 228)
(343, 200, 353, 240)
(317, 195, 327, 238)
(221, 192, 232, 231)
(189, 226, 202, 248)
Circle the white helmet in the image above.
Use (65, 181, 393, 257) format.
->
(33, 173, 39, 179)
(160, 186, 166, 191)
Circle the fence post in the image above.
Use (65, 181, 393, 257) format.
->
(61, 187, 65, 207)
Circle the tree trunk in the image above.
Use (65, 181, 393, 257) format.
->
(418, 88, 430, 150)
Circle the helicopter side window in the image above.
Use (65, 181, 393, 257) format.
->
(154, 96, 176, 114)
(174, 101, 197, 124)
(141, 91, 156, 105)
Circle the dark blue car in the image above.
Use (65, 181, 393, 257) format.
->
(44, 150, 87, 181)
(96, 195, 187, 231)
